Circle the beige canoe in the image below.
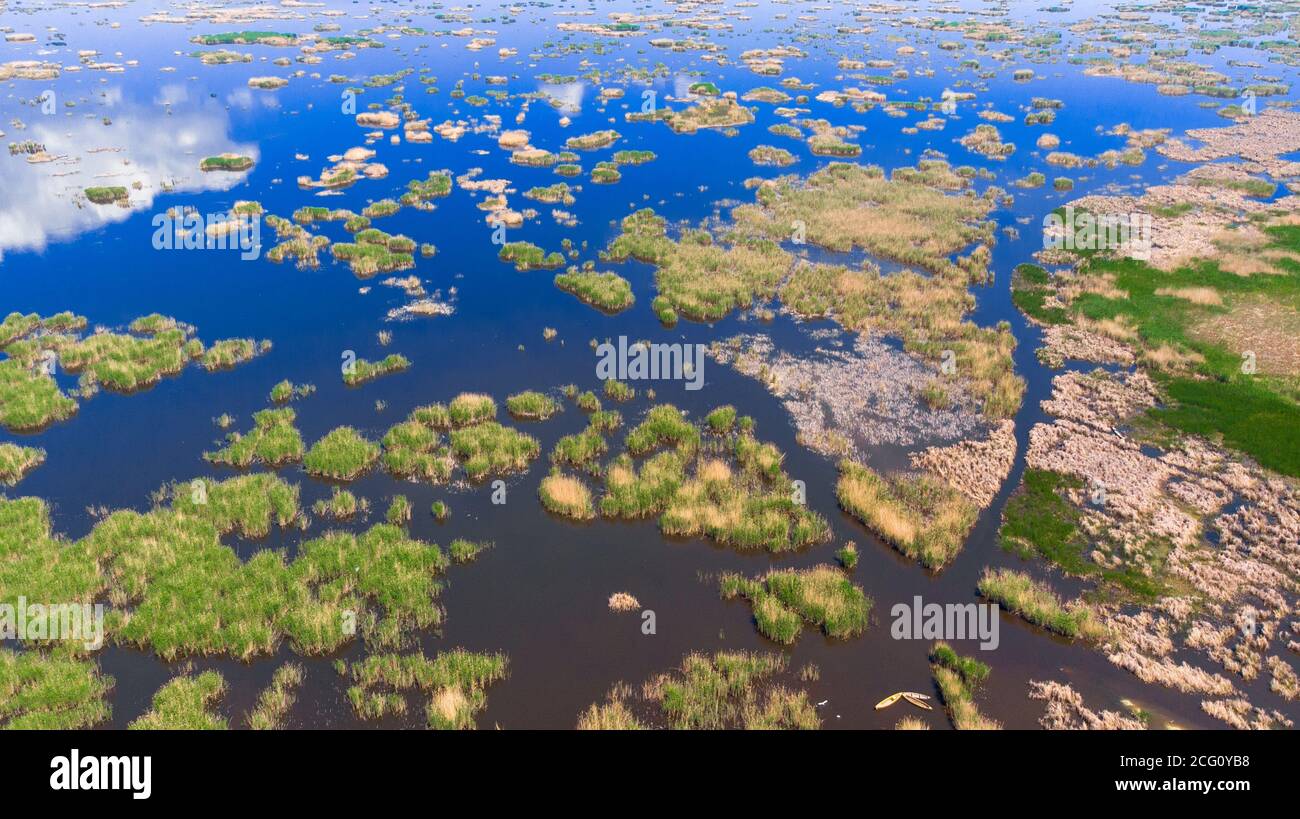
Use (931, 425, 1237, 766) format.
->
(875, 691, 934, 710)
(902, 693, 933, 710)
(874, 692, 904, 710)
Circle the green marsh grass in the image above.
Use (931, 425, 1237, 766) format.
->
(498, 241, 564, 271)
(603, 378, 635, 402)
(448, 392, 497, 426)
(720, 565, 871, 644)
(0, 358, 78, 430)
(591, 162, 621, 184)
(1035, 222, 1300, 475)
(0, 442, 44, 485)
(385, 495, 412, 524)
(604, 209, 790, 322)
(523, 183, 575, 205)
(129, 670, 228, 730)
(449, 539, 489, 563)
(653, 651, 816, 730)
(0, 649, 114, 729)
(0, 495, 102, 611)
(246, 662, 305, 730)
(705, 405, 736, 433)
(930, 642, 999, 730)
(304, 426, 380, 480)
(551, 426, 609, 470)
(977, 567, 1105, 640)
(624, 404, 699, 456)
(343, 353, 410, 386)
(564, 129, 620, 150)
(600, 451, 686, 517)
(198, 338, 265, 371)
(312, 487, 365, 519)
(84, 186, 128, 205)
(330, 229, 416, 277)
(448, 422, 540, 480)
(506, 390, 559, 420)
(205, 407, 304, 467)
(381, 419, 453, 482)
(836, 460, 978, 569)
(836, 542, 858, 569)
(613, 149, 656, 165)
(1000, 469, 1173, 601)
(554, 269, 634, 312)
(345, 649, 507, 729)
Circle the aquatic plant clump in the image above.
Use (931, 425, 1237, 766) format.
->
(0, 650, 114, 729)
(498, 241, 565, 271)
(331, 229, 417, 277)
(343, 354, 410, 386)
(0, 442, 45, 485)
(506, 390, 559, 420)
(1, 313, 263, 432)
(129, 671, 228, 730)
(579, 650, 818, 730)
(594, 405, 829, 552)
(246, 662, 305, 730)
(720, 565, 871, 644)
(205, 408, 305, 468)
(604, 209, 790, 322)
(836, 460, 978, 569)
(381, 419, 454, 482)
(977, 568, 1105, 640)
(304, 427, 381, 480)
(930, 642, 1000, 730)
(554, 269, 634, 313)
(539, 473, 596, 520)
(344, 649, 508, 728)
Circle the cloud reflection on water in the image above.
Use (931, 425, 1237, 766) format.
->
(0, 90, 257, 261)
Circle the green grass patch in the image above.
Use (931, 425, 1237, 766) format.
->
(836, 460, 978, 569)
(206, 408, 304, 468)
(720, 565, 871, 644)
(343, 353, 410, 386)
(506, 390, 559, 420)
(246, 662, 305, 730)
(130, 671, 227, 730)
(0, 442, 44, 485)
(554, 269, 634, 312)
(977, 567, 1106, 640)
(0, 649, 113, 729)
(499, 242, 564, 271)
(345, 649, 507, 728)
(448, 422, 540, 480)
(304, 426, 380, 480)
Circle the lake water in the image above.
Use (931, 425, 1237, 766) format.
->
(2, 0, 1295, 728)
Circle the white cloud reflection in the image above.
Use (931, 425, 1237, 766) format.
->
(0, 92, 257, 261)
(538, 81, 585, 114)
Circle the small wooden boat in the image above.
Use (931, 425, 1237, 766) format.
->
(874, 692, 904, 710)
(902, 693, 933, 710)
(901, 691, 931, 700)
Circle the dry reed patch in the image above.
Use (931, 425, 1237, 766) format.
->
(1191, 297, 1300, 376)
(608, 592, 640, 612)
(732, 161, 997, 277)
(698, 458, 732, 484)
(1153, 286, 1223, 306)
(429, 685, 469, 726)
(539, 473, 595, 520)
(836, 460, 978, 569)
